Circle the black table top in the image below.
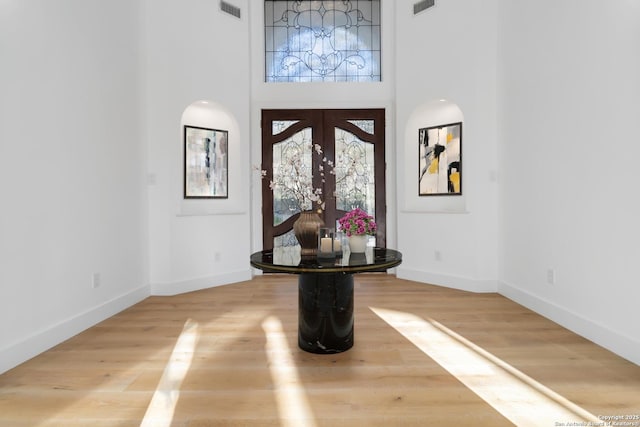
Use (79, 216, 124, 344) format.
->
(250, 247, 402, 274)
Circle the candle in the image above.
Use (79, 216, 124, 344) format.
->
(333, 238, 341, 252)
(320, 237, 333, 253)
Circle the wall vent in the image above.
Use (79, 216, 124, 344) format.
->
(220, 1, 241, 19)
(414, 0, 435, 15)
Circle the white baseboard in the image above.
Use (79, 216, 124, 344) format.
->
(150, 269, 252, 296)
(396, 267, 498, 293)
(498, 281, 639, 366)
(0, 285, 149, 375)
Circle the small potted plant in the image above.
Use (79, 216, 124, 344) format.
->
(338, 208, 377, 253)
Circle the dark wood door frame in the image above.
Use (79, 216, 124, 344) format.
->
(261, 108, 386, 249)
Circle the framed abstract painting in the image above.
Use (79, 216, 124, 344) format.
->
(184, 125, 228, 199)
(418, 122, 462, 196)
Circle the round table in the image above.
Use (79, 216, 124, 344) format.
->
(250, 247, 402, 354)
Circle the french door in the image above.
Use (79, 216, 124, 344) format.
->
(261, 109, 386, 251)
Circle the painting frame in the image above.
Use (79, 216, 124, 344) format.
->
(184, 125, 228, 199)
(418, 122, 462, 196)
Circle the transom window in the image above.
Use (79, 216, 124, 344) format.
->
(264, 0, 381, 82)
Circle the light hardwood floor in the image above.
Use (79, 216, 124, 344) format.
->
(1, 274, 638, 427)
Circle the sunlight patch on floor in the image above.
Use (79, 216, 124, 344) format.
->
(262, 316, 317, 427)
(370, 307, 601, 427)
(140, 318, 199, 427)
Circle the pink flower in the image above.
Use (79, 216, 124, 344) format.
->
(337, 208, 377, 236)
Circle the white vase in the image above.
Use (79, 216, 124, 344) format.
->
(348, 235, 368, 253)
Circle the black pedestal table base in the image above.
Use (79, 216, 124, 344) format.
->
(298, 273, 354, 353)
(250, 247, 402, 354)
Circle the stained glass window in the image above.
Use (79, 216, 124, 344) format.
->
(334, 126, 375, 215)
(264, 0, 381, 82)
(271, 127, 314, 224)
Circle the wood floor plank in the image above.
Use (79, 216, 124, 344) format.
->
(0, 275, 638, 426)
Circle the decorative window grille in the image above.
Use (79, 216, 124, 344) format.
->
(264, 1, 381, 82)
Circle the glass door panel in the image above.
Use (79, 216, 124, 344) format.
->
(346, 120, 375, 134)
(334, 127, 376, 215)
(273, 120, 300, 135)
(271, 127, 313, 225)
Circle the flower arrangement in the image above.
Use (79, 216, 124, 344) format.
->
(255, 143, 333, 212)
(338, 208, 377, 236)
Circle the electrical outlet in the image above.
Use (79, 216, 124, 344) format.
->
(92, 273, 101, 289)
(546, 268, 556, 285)
(214, 252, 221, 262)
(434, 250, 442, 261)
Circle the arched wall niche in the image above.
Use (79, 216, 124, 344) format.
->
(179, 100, 245, 215)
(402, 99, 467, 213)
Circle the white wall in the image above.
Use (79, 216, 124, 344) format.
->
(0, 0, 148, 373)
(394, 0, 500, 292)
(497, 0, 640, 364)
(144, 0, 252, 295)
